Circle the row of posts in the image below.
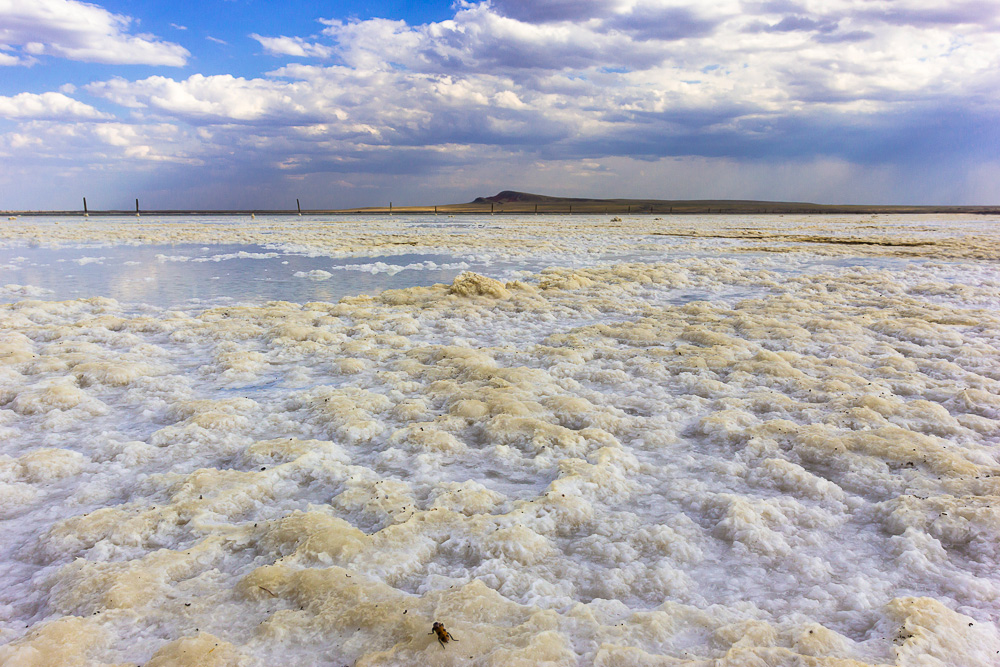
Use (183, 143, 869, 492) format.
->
(81, 197, 307, 217)
(78, 198, 702, 216)
(80, 198, 437, 216)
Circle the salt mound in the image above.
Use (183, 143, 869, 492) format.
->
(448, 271, 511, 299)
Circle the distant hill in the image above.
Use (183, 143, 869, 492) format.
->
(460, 191, 998, 215)
(466, 189, 819, 212)
(472, 190, 791, 206)
(473, 191, 569, 204)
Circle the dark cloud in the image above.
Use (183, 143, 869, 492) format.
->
(409, 28, 668, 74)
(864, 3, 1000, 28)
(488, 0, 721, 41)
(754, 1, 808, 13)
(547, 103, 1000, 169)
(442, 36, 647, 71)
(626, 104, 760, 132)
(602, 6, 721, 41)
(814, 30, 874, 43)
(388, 106, 574, 149)
(488, 0, 615, 23)
(765, 15, 838, 33)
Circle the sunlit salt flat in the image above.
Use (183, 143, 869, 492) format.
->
(1, 214, 999, 666)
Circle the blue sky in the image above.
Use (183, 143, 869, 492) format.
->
(1, 0, 998, 209)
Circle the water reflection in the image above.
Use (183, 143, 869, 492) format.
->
(1, 220, 953, 312)
(0, 244, 475, 311)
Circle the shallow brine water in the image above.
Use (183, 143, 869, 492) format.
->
(1, 214, 999, 666)
(0, 243, 478, 312)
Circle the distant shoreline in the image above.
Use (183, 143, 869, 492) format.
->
(4, 192, 999, 217)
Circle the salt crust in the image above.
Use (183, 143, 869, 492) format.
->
(2, 213, 1000, 262)
(1, 225, 1000, 665)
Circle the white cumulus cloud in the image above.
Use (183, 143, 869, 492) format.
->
(251, 33, 335, 58)
(0, 0, 189, 66)
(0, 91, 111, 120)
(87, 74, 346, 124)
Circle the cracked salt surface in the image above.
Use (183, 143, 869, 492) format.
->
(1, 214, 1000, 666)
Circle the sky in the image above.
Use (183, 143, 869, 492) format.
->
(1, 0, 998, 210)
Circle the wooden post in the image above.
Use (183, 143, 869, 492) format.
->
(534, 204, 538, 214)
(389, 202, 393, 215)
(297, 199, 302, 215)
(627, 205, 630, 214)
(491, 202, 494, 214)
(569, 205, 572, 215)
(434, 205, 438, 215)
(83, 197, 88, 217)
(135, 198, 140, 217)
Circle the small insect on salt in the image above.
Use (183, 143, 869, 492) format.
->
(430, 621, 458, 649)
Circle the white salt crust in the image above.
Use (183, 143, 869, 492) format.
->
(2, 213, 1000, 262)
(0, 216, 999, 666)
